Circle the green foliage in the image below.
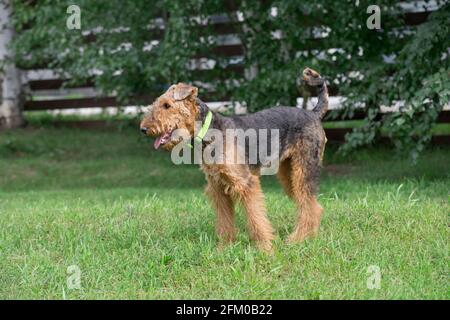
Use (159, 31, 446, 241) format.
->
(337, 4, 450, 161)
(9, 0, 450, 159)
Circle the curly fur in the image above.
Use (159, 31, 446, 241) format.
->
(140, 68, 329, 252)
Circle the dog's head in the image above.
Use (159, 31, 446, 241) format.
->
(140, 83, 199, 150)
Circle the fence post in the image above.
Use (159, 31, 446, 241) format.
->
(0, 0, 24, 129)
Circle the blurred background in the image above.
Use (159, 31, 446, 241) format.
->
(0, 0, 449, 159)
(0, 0, 449, 299)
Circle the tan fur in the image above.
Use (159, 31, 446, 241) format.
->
(140, 84, 199, 151)
(286, 141, 324, 243)
(140, 82, 326, 253)
(277, 158, 293, 199)
(202, 162, 274, 252)
(205, 177, 236, 244)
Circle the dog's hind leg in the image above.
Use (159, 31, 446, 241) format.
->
(287, 147, 323, 243)
(277, 158, 294, 199)
(205, 179, 236, 245)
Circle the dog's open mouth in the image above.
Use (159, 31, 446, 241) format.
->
(154, 128, 173, 149)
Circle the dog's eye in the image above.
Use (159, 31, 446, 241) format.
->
(163, 103, 171, 109)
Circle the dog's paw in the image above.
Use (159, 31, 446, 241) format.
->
(286, 234, 306, 244)
(257, 240, 274, 255)
(287, 229, 318, 244)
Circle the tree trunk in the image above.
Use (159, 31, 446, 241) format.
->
(0, 0, 24, 129)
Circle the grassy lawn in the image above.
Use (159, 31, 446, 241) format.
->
(0, 122, 448, 299)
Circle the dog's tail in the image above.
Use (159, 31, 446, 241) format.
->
(302, 68, 328, 119)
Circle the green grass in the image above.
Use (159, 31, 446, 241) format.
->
(0, 122, 448, 299)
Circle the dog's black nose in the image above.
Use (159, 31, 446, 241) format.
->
(140, 127, 148, 134)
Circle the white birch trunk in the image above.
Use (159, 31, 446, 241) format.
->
(0, 0, 24, 129)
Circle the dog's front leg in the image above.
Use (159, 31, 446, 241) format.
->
(205, 179, 236, 246)
(219, 165, 275, 253)
(239, 175, 275, 253)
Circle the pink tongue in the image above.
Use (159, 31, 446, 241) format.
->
(154, 136, 162, 149)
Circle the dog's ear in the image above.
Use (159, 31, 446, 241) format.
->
(173, 83, 198, 101)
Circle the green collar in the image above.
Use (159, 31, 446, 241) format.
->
(188, 110, 212, 149)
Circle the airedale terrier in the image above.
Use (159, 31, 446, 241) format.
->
(140, 68, 328, 252)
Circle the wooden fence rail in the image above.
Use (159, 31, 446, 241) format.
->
(19, 7, 450, 144)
